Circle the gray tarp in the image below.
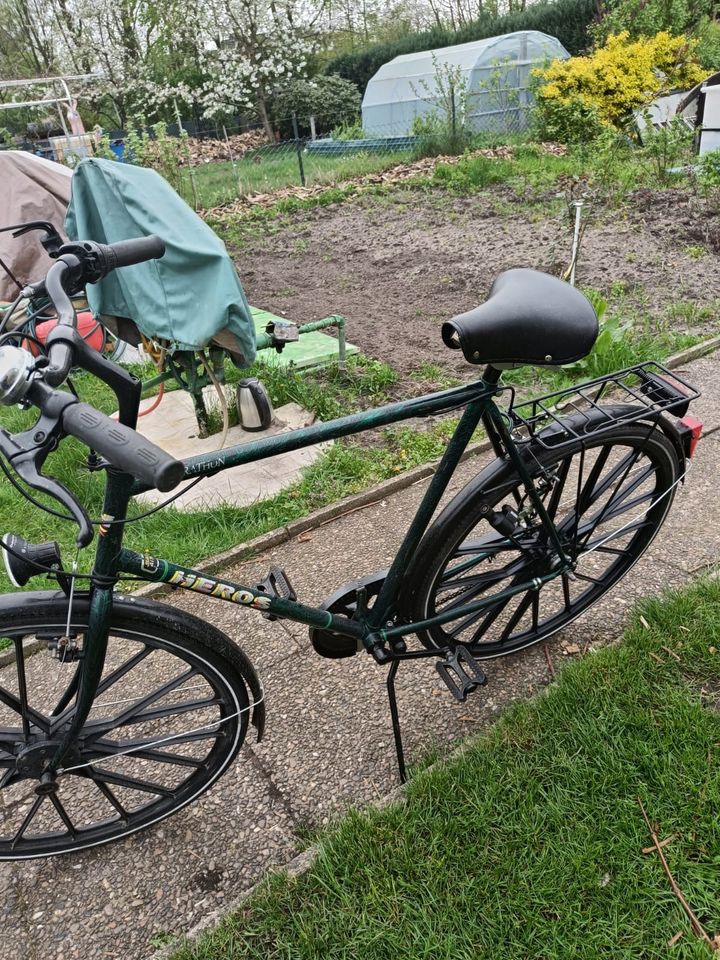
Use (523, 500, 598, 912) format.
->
(0, 151, 72, 301)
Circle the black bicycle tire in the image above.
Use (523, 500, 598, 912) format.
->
(0, 592, 253, 860)
(405, 419, 679, 658)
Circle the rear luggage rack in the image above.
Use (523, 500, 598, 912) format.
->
(507, 362, 700, 450)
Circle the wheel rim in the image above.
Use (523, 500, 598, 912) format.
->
(0, 623, 247, 858)
(421, 432, 676, 656)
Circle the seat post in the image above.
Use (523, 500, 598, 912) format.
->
(482, 364, 502, 385)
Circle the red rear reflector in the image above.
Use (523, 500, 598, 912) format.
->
(679, 415, 703, 458)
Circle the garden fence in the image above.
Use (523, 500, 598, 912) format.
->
(2, 104, 526, 209)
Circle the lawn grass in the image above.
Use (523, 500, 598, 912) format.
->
(171, 576, 720, 960)
(189, 148, 414, 208)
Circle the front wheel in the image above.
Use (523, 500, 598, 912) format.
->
(406, 418, 680, 658)
(0, 593, 255, 859)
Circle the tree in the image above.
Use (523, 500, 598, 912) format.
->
(195, 0, 317, 136)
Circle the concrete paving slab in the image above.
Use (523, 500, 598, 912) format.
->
(135, 398, 330, 510)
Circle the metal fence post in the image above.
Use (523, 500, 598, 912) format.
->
(291, 112, 306, 187)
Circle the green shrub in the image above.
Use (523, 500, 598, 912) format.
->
(533, 93, 606, 143)
(412, 114, 472, 157)
(329, 121, 367, 140)
(592, 0, 714, 44)
(639, 114, 693, 184)
(272, 77, 361, 138)
(432, 155, 514, 193)
(696, 16, 720, 70)
(698, 148, 720, 188)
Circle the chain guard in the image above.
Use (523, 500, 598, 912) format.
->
(309, 569, 387, 659)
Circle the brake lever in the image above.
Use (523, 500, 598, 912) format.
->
(0, 423, 93, 549)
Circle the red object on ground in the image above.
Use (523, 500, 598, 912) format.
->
(25, 311, 104, 355)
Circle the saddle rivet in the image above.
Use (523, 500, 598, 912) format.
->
(545, 354, 552, 361)
(473, 351, 480, 359)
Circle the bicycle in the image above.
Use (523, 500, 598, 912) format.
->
(0, 237, 703, 859)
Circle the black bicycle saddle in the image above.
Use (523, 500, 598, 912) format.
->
(441, 268, 598, 367)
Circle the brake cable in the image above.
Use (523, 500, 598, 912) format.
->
(0, 453, 204, 527)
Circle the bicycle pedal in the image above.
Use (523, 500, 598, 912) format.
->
(436, 647, 487, 702)
(256, 565, 297, 621)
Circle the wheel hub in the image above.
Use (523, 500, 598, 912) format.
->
(15, 740, 79, 780)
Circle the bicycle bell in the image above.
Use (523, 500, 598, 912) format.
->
(0, 345, 35, 405)
(236, 377, 273, 432)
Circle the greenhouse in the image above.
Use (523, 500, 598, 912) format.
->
(361, 30, 569, 137)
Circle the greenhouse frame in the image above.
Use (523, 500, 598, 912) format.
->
(361, 30, 570, 137)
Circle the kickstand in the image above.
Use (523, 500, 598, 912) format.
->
(386, 660, 407, 784)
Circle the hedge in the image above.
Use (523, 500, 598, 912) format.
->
(325, 0, 598, 94)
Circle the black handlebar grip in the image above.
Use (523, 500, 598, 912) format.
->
(105, 236, 166, 271)
(62, 403, 185, 492)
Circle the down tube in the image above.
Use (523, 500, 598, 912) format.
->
(368, 395, 489, 630)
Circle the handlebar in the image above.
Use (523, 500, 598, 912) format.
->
(61, 402, 185, 492)
(39, 236, 166, 386)
(0, 234, 183, 546)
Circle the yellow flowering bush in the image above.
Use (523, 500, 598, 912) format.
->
(534, 31, 706, 137)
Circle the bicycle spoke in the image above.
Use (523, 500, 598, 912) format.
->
(49, 794, 76, 838)
(583, 518, 654, 551)
(581, 488, 656, 534)
(592, 544, 631, 557)
(11, 794, 45, 848)
(50, 646, 157, 733)
(88, 767, 177, 799)
(88, 738, 208, 768)
(94, 646, 154, 698)
(576, 448, 644, 533)
(81, 771, 129, 821)
(498, 591, 536, 643)
(13, 639, 31, 742)
(545, 457, 572, 521)
(573, 571, 604, 586)
(468, 583, 523, 644)
(0, 685, 48, 734)
(577, 466, 656, 548)
(562, 574, 571, 612)
(437, 559, 526, 604)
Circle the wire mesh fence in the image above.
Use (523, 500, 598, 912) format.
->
(151, 115, 431, 208)
(2, 105, 527, 209)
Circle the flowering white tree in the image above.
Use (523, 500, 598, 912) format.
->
(196, 0, 316, 136)
(2, 0, 319, 132)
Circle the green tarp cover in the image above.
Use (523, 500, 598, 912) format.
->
(65, 158, 256, 363)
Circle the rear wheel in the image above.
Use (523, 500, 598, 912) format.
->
(0, 595, 252, 859)
(408, 420, 679, 658)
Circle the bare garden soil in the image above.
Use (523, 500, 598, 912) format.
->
(230, 184, 720, 387)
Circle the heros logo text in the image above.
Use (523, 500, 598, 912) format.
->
(168, 570, 272, 610)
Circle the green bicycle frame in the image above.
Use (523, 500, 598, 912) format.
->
(47, 370, 572, 772)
